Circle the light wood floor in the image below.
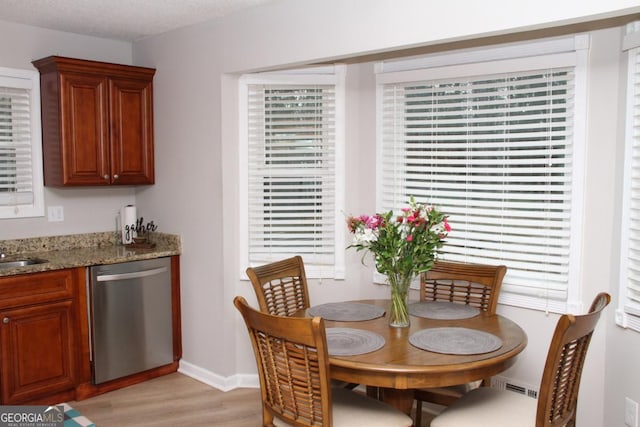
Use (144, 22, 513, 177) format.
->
(69, 373, 263, 426)
(69, 372, 437, 426)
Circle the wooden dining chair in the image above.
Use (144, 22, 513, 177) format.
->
(246, 256, 359, 391)
(414, 260, 507, 426)
(246, 255, 310, 317)
(419, 260, 507, 313)
(233, 296, 413, 427)
(430, 292, 611, 427)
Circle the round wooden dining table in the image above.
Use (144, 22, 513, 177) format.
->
(298, 299, 528, 414)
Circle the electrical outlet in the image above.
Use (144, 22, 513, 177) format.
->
(47, 206, 64, 222)
(626, 397, 638, 427)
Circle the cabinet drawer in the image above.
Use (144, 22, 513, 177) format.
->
(0, 269, 76, 309)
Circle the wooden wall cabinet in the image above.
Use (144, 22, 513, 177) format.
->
(32, 56, 156, 186)
(0, 268, 86, 405)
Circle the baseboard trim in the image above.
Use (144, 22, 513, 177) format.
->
(178, 360, 259, 392)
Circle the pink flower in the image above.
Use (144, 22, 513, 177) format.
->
(364, 214, 383, 229)
(346, 197, 450, 274)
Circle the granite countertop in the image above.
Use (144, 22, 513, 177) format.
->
(0, 231, 181, 277)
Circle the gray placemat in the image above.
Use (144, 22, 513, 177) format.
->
(326, 327, 386, 356)
(409, 327, 502, 355)
(408, 301, 480, 320)
(308, 302, 385, 321)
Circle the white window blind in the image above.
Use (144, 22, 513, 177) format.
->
(619, 22, 640, 332)
(0, 67, 43, 219)
(377, 36, 588, 312)
(240, 66, 345, 279)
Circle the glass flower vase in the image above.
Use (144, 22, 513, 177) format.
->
(388, 271, 413, 328)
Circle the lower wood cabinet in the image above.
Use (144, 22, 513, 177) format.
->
(0, 268, 86, 405)
(1, 300, 77, 403)
(0, 255, 181, 404)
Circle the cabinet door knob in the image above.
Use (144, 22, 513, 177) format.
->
(103, 174, 109, 180)
(3, 317, 9, 324)
(113, 174, 119, 180)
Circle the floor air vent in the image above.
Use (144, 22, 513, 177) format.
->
(491, 375, 539, 399)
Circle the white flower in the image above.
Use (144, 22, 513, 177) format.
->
(353, 228, 378, 245)
(431, 223, 445, 234)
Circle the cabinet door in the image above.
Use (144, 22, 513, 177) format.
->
(109, 77, 155, 185)
(0, 300, 77, 404)
(59, 73, 111, 185)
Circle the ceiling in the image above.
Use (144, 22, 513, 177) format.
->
(0, 0, 275, 42)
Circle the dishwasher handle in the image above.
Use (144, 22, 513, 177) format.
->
(95, 266, 168, 282)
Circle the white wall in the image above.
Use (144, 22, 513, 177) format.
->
(0, 20, 137, 240)
(132, 1, 639, 426)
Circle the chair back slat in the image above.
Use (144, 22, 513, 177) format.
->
(234, 296, 332, 426)
(246, 256, 310, 316)
(536, 292, 610, 427)
(420, 261, 507, 314)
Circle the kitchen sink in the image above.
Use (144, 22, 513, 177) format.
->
(0, 258, 48, 269)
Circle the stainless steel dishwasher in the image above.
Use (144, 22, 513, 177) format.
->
(89, 257, 173, 384)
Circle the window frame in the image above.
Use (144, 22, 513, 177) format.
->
(618, 22, 640, 332)
(0, 66, 44, 219)
(375, 35, 589, 313)
(239, 65, 346, 280)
